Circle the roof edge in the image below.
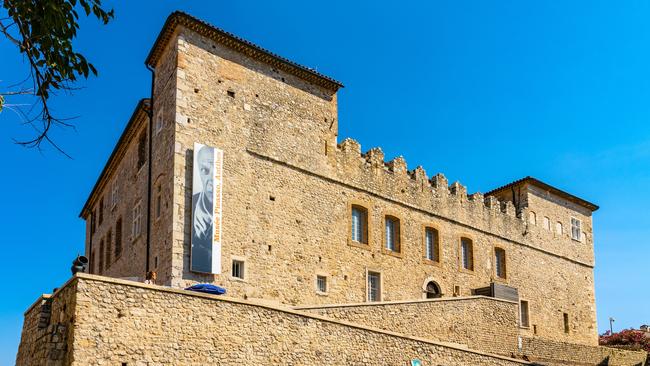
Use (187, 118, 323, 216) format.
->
(145, 11, 343, 91)
(78, 99, 151, 218)
(485, 176, 599, 212)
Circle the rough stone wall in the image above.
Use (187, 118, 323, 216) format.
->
(16, 281, 78, 366)
(520, 337, 647, 366)
(297, 296, 520, 356)
(84, 109, 151, 281)
(148, 30, 179, 286)
(163, 25, 599, 346)
(66, 275, 532, 366)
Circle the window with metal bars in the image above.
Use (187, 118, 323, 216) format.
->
(460, 237, 474, 271)
(384, 216, 400, 252)
(424, 227, 439, 262)
(367, 271, 381, 302)
(316, 275, 327, 293)
(351, 205, 368, 244)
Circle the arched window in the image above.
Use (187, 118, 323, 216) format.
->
(494, 247, 506, 279)
(351, 205, 368, 244)
(460, 237, 474, 271)
(425, 281, 441, 299)
(529, 211, 537, 225)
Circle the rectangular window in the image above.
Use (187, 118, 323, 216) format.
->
(232, 260, 245, 279)
(90, 249, 96, 274)
(155, 184, 162, 219)
(132, 201, 142, 238)
(137, 131, 147, 170)
(563, 313, 570, 333)
(424, 227, 439, 262)
(115, 218, 122, 258)
(556, 221, 563, 235)
(460, 237, 474, 271)
(520, 300, 530, 328)
(571, 217, 582, 241)
(91, 210, 96, 234)
(105, 231, 112, 267)
(99, 239, 105, 274)
(384, 216, 400, 252)
(111, 184, 119, 209)
(351, 205, 368, 244)
(316, 275, 327, 293)
(98, 197, 104, 226)
(495, 248, 506, 279)
(543, 216, 550, 230)
(367, 271, 381, 302)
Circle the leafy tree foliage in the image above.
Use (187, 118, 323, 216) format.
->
(0, 0, 113, 155)
(599, 328, 650, 352)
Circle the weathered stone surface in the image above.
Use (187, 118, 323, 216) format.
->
(76, 11, 606, 357)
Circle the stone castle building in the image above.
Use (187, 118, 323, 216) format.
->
(16, 11, 648, 366)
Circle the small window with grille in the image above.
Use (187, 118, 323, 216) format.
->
(232, 259, 245, 280)
(316, 275, 327, 293)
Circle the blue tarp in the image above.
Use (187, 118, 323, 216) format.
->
(185, 284, 227, 295)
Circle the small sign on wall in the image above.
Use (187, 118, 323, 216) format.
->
(190, 142, 224, 274)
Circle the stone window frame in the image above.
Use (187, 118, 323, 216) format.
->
(493, 246, 507, 280)
(365, 268, 383, 302)
(381, 211, 403, 258)
(132, 199, 143, 241)
(230, 255, 247, 282)
(315, 272, 329, 296)
(519, 299, 531, 329)
(528, 211, 537, 226)
(110, 182, 119, 211)
(421, 223, 442, 267)
(421, 276, 443, 299)
(458, 234, 475, 273)
(542, 216, 551, 230)
(570, 216, 582, 242)
(347, 200, 371, 250)
(563, 312, 570, 334)
(555, 221, 563, 236)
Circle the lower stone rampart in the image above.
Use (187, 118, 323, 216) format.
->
(296, 296, 520, 356)
(17, 274, 530, 366)
(520, 337, 647, 366)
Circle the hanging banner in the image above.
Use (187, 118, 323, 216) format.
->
(191, 142, 223, 274)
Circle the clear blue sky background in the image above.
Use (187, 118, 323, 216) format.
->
(1, 1, 649, 362)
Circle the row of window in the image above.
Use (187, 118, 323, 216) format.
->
(93, 218, 123, 274)
(528, 211, 586, 242)
(350, 204, 508, 278)
(92, 185, 166, 274)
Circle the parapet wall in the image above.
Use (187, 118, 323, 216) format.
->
(16, 274, 531, 366)
(521, 337, 647, 366)
(296, 296, 520, 356)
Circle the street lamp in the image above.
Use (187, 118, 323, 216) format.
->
(609, 317, 615, 334)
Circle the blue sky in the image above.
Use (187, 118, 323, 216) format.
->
(1, 0, 649, 362)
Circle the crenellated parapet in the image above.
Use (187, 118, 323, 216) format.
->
(326, 137, 604, 266)
(334, 138, 524, 230)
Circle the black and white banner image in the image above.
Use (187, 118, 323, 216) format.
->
(191, 142, 223, 274)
